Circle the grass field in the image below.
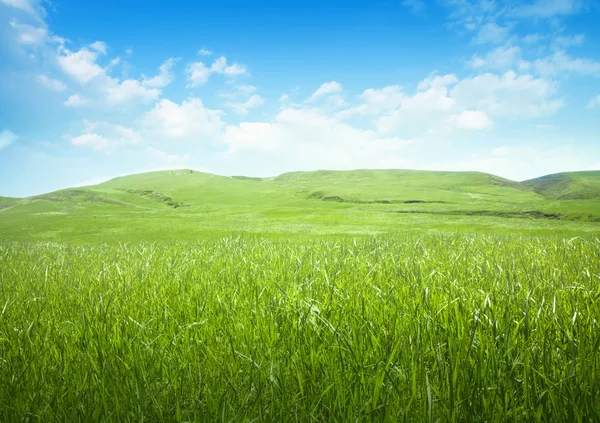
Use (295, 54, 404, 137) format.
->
(0, 169, 599, 242)
(1, 169, 599, 421)
(1, 236, 599, 421)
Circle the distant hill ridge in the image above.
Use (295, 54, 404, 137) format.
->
(1, 168, 599, 242)
(5, 168, 600, 201)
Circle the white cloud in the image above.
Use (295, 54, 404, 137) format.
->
(211, 56, 248, 76)
(222, 107, 413, 169)
(308, 81, 343, 102)
(0, 129, 19, 150)
(198, 48, 213, 56)
(469, 45, 521, 69)
(511, 0, 585, 19)
(359, 85, 405, 111)
(36, 74, 67, 92)
(64, 94, 88, 107)
(472, 22, 512, 45)
(452, 110, 493, 129)
(1, 0, 45, 19)
(9, 19, 46, 45)
(374, 85, 457, 133)
(526, 51, 600, 76)
(588, 95, 600, 108)
(223, 122, 280, 152)
(57, 46, 104, 84)
(553, 34, 585, 48)
(417, 74, 459, 91)
(89, 41, 107, 55)
(70, 121, 141, 152)
(186, 61, 211, 87)
(142, 98, 225, 139)
(338, 70, 560, 137)
(106, 79, 160, 105)
(142, 58, 177, 88)
(337, 75, 461, 134)
(451, 70, 563, 117)
(225, 94, 265, 115)
(186, 56, 248, 87)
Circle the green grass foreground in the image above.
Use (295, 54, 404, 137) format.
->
(1, 236, 599, 421)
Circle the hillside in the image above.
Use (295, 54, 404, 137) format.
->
(523, 171, 600, 200)
(0, 169, 598, 242)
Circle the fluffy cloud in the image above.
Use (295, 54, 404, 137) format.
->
(211, 56, 247, 76)
(469, 45, 521, 70)
(308, 81, 343, 101)
(104, 59, 177, 105)
(222, 107, 413, 169)
(186, 56, 248, 87)
(36, 74, 67, 92)
(342, 78, 458, 133)
(224, 94, 265, 115)
(451, 71, 563, 117)
(186, 62, 211, 87)
(106, 79, 160, 105)
(142, 58, 178, 88)
(337, 70, 560, 136)
(9, 19, 46, 45)
(525, 51, 600, 76)
(70, 121, 141, 152)
(198, 48, 213, 56)
(142, 98, 225, 139)
(589, 95, 600, 108)
(452, 110, 493, 129)
(57, 46, 105, 84)
(89, 41, 107, 55)
(1, 0, 45, 19)
(64, 94, 88, 107)
(0, 129, 19, 150)
(510, 0, 585, 19)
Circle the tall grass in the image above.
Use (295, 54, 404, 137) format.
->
(1, 235, 599, 421)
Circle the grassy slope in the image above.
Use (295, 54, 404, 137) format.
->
(0, 169, 599, 242)
(523, 170, 600, 199)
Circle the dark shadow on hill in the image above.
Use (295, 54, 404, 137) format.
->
(117, 189, 189, 208)
(390, 209, 600, 222)
(307, 191, 451, 205)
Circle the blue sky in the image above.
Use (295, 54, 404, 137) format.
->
(1, 0, 599, 197)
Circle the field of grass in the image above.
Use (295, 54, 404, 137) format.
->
(1, 169, 599, 421)
(0, 169, 599, 242)
(1, 236, 599, 421)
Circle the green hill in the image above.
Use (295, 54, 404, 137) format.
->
(522, 171, 600, 200)
(0, 169, 598, 242)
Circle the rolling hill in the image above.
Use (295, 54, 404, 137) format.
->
(522, 170, 600, 200)
(0, 169, 598, 242)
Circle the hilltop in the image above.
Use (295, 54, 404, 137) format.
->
(522, 171, 600, 200)
(0, 169, 598, 242)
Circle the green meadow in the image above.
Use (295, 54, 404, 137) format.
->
(0, 169, 599, 242)
(1, 169, 599, 421)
